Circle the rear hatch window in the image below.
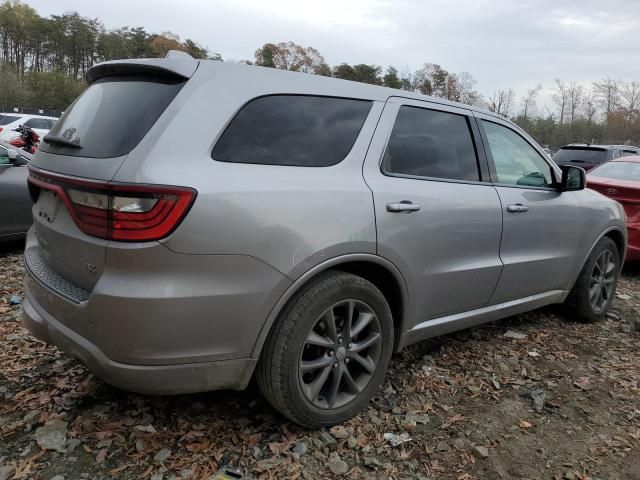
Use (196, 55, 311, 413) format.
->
(0, 115, 21, 125)
(553, 147, 607, 165)
(39, 75, 185, 158)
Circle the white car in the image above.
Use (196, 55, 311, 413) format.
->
(0, 113, 58, 142)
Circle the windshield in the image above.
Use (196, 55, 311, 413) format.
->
(590, 161, 640, 182)
(39, 74, 185, 158)
(553, 147, 608, 164)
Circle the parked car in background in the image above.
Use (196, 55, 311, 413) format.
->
(0, 140, 32, 242)
(609, 145, 640, 157)
(553, 144, 634, 171)
(0, 113, 57, 142)
(21, 53, 627, 428)
(587, 156, 640, 261)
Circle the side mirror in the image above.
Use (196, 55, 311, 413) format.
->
(7, 149, 18, 164)
(559, 165, 586, 191)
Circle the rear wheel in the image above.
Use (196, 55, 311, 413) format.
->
(256, 271, 394, 428)
(563, 237, 620, 322)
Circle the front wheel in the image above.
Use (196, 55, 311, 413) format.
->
(563, 237, 620, 322)
(256, 271, 394, 428)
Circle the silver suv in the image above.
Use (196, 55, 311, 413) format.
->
(22, 53, 627, 427)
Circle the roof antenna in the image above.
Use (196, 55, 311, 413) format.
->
(165, 50, 194, 60)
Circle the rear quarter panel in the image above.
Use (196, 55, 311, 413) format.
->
(112, 65, 384, 279)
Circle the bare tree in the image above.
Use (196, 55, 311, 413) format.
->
(567, 82, 584, 127)
(582, 88, 597, 123)
(593, 78, 621, 127)
(553, 79, 569, 125)
(620, 81, 640, 132)
(521, 84, 542, 121)
(487, 88, 515, 117)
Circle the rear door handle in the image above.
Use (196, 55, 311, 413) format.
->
(387, 201, 420, 213)
(507, 203, 529, 213)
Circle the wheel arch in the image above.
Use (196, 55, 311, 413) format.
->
(603, 228, 626, 264)
(250, 254, 410, 359)
(569, 226, 627, 293)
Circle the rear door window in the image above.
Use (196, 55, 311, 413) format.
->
(39, 75, 185, 158)
(212, 95, 372, 167)
(382, 105, 481, 182)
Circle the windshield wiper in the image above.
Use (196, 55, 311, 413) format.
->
(43, 135, 82, 148)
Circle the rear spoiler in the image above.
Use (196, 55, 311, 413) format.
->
(86, 51, 199, 84)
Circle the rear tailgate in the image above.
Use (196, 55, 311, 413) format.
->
(27, 56, 197, 295)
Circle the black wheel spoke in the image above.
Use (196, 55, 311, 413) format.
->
(323, 309, 339, 343)
(342, 300, 355, 341)
(350, 311, 374, 339)
(305, 365, 332, 401)
(342, 367, 361, 394)
(306, 331, 334, 348)
(301, 355, 334, 372)
(350, 332, 380, 353)
(349, 352, 376, 373)
(326, 366, 343, 407)
(589, 284, 599, 303)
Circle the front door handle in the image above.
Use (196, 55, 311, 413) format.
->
(387, 201, 420, 213)
(507, 203, 529, 213)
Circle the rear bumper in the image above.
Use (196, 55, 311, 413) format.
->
(23, 293, 257, 394)
(21, 228, 292, 394)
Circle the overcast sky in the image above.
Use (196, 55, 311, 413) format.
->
(27, 0, 640, 112)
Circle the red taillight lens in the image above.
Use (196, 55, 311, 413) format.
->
(28, 168, 196, 242)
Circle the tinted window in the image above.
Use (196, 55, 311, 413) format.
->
(553, 147, 608, 165)
(482, 120, 553, 188)
(39, 75, 185, 158)
(382, 106, 479, 181)
(0, 115, 20, 125)
(24, 118, 55, 129)
(590, 161, 640, 182)
(212, 95, 372, 167)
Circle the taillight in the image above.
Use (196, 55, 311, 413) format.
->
(28, 167, 196, 242)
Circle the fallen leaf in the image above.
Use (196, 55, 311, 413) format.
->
(519, 419, 532, 429)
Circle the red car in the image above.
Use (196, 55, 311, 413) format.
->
(587, 156, 640, 261)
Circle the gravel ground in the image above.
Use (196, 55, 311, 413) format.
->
(0, 240, 639, 480)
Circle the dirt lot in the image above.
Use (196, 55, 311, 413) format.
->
(0, 241, 639, 480)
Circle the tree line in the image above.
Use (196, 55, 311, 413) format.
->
(1, 0, 639, 148)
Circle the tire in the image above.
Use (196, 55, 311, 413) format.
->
(256, 271, 394, 428)
(563, 237, 620, 323)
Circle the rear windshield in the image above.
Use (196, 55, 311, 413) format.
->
(24, 118, 55, 129)
(590, 161, 640, 182)
(39, 75, 185, 158)
(212, 95, 372, 167)
(553, 147, 608, 164)
(0, 115, 20, 125)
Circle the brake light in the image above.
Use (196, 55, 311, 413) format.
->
(28, 167, 196, 242)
